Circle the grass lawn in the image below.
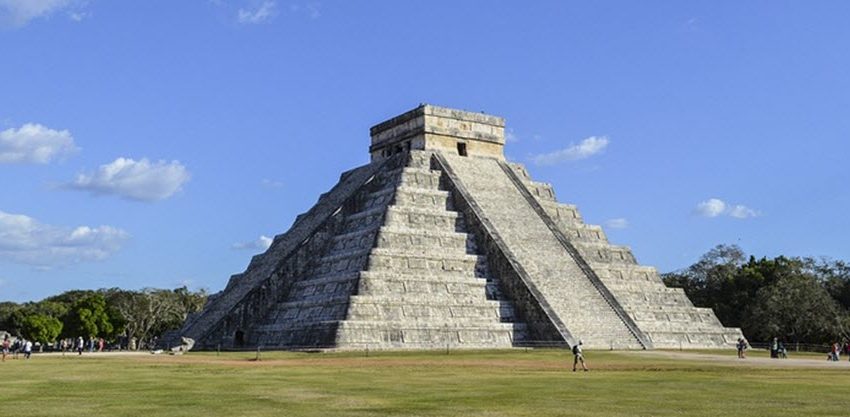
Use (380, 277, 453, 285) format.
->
(2, 348, 848, 416)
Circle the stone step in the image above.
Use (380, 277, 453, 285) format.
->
(652, 329, 740, 347)
(523, 180, 557, 202)
(556, 223, 608, 244)
(538, 200, 584, 225)
(594, 265, 661, 282)
(334, 320, 527, 348)
(288, 273, 360, 303)
(361, 186, 396, 211)
(250, 320, 341, 347)
(359, 270, 490, 283)
(383, 205, 464, 232)
(358, 274, 490, 297)
(327, 228, 379, 254)
(342, 206, 387, 234)
(602, 280, 673, 291)
(346, 306, 516, 324)
(637, 321, 732, 334)
(293, 271, 360, 288)
(575, 243, 637, 264)
(260, 296, 350, 325)
(604, 284, 683, 294)
(349, 294, 509, 309)
(397, 167, 442, 189)
(631, 309, 723, 325)
(613, 290, 693, 306)
(312, 249, 371, 277)
(367, 248, 485, 274)
(374, 226, 470, 253)
(392, 186, 451, 210)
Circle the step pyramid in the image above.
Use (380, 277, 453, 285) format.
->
(173, 104, 743, 350)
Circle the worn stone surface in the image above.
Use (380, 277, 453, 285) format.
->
(175, 106, 742, 350)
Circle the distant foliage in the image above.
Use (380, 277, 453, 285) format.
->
(663, 244, 850, 343)
(62, 293, 115, 339)
(0, 286, 207, 348)
(21, 314, 63, 345)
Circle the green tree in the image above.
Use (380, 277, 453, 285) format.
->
(0, 302, 22, 335)
(21, 314, 63, 346)
(744, 274, 844, 344)
(63, 294, 114, 339)
(110, 287, 207, 348)
(662, 244, 747, 326)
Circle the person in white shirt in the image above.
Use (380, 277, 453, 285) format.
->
(572, 340, 588, 372)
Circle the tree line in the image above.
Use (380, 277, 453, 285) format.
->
(0, 287, 207, 349)
(662, 244, 850, 344)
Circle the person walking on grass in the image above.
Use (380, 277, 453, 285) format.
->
(2, 336, 9, 362)
(76, 336, 84, 356)
(23, 339, 32, 359)
(736, 337, 748, 359)
(572, 340, 588, 372)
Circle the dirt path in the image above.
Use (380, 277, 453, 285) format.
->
(633, 350, 850, 369)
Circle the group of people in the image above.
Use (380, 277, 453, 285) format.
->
(770, 337, 788, 359)
(58, 336, 106, 355)
(1, 335, 115, 361)
(1, 335, 33, 361)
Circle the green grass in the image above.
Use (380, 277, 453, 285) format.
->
(2, 349, 848, 416)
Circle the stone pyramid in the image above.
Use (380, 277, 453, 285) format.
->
(174, 105, 743, 350)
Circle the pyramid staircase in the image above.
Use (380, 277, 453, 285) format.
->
(206, 151, 527, 349)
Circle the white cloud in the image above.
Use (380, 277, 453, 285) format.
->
(0, 0, 86, 28)
(695, 198, 759, 219)
(237, 1, 276, 24)
(232, 235, 273, 251)
(728, 204, 759, 219)
(605, 218, 629, 229)
(67, 9, 88, 21)
(67, 157, 190, 202)
(0, 123, 79, 164)
(261, 178, 284, 188)
(695, 198, 726, 218)
(531, 136, 609, 166)
(0, 210, 129, 267)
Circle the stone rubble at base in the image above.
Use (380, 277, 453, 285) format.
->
(168, 104, 743, 351)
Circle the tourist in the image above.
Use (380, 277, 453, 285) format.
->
(1, 336, 9, 362)
(770, 337, 779, 359)
(98, 337, 104, 353)
(23, 339, 32, 359)
(844, 340, 850, 362)
(571, 340, 588, 372)
(736, 337, 748, 359)
(76, 336, 84, 355)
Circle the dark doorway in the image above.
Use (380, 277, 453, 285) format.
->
(457, 142, 468, 156)
(234, 330, 245, 346)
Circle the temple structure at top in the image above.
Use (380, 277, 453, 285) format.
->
(370, 105, 506, 161)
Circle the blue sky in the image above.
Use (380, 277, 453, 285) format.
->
(1, 1, 848, 302)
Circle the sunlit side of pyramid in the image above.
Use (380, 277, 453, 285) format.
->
(173, 105, 743, 350)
